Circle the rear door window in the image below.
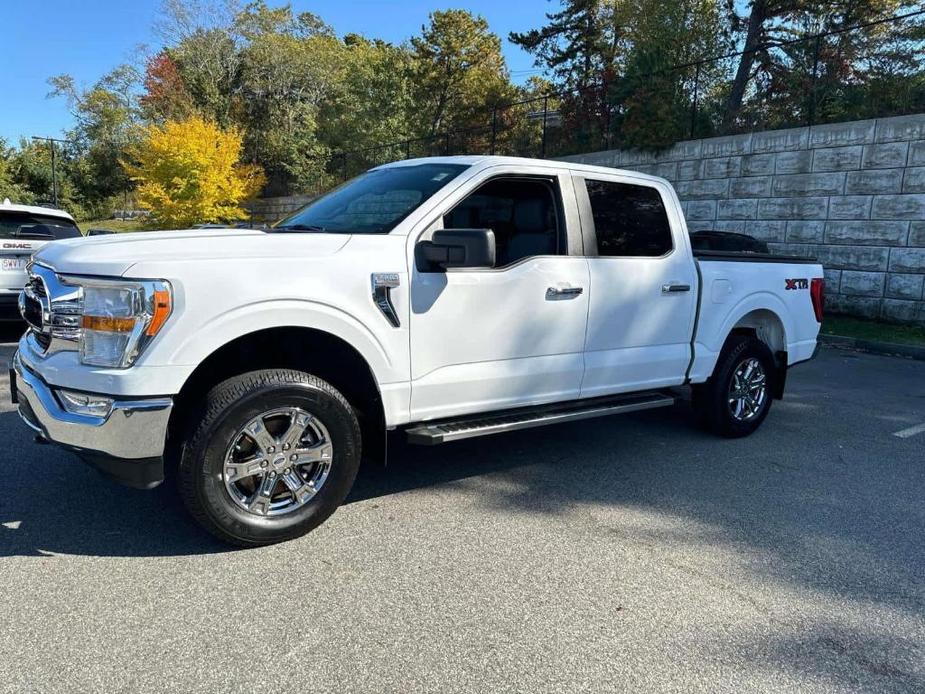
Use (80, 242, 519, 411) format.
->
(583, 179, 672, 257)
(0, 212, 81, 240)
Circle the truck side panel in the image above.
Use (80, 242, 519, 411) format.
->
(688, 259, 823, 383)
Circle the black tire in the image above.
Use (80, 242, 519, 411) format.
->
(693, 335, 776, 438)
(178, 369, 361, 547)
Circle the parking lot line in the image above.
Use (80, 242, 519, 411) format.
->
(892, 421, 925, 439)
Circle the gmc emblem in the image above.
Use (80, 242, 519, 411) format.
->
(3, 243, 32, 249)
(785, 278, 809, 290)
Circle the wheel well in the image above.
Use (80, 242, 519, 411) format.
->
(728, 309, 788, 398)
(166, 327, 384, 466)
(729, 309, 786, 354)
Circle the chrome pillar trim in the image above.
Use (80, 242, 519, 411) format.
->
(371, 272, 401, 328)
(12, 351, 173, 460)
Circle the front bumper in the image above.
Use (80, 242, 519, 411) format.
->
(12, 351, 173, 489)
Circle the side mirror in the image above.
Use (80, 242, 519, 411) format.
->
(415, 229, 496, 272)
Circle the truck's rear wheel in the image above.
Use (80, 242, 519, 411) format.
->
(694, 335, 775, 438)
(178, 369, 361, 547)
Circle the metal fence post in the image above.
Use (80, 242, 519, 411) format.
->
(809, 34, 821, 126)
(342, 153, 348, 181)
(690, 62, 701, 139)
(444, 131, 450, 155)
(541, 95, 549, 159)
(490, 107, 498, 155)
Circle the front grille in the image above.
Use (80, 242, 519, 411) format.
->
(25, 275, 46, 298)
(23, 264, 82, 356)
(22, 293, 42, 329)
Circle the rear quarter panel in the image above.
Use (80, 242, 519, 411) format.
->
(689, 259, 823, 383)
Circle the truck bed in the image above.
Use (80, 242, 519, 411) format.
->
(688, 254, 824, 383)
(692, 249, 819, 264)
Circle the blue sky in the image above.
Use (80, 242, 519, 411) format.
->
(1, 0, 553, 144)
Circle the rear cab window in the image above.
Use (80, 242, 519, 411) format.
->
(0, 212, 82, 240)
(581, 178, 673, 257)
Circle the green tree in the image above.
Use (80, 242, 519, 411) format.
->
(723, 0, 924, 128)
(612, 0, 727, 146)
(318, 35, 415, 170)
(510, 0, 621, 90)
(47, 64, 141, 215)
(0, 140, 35, 204)
(410, 10, 515, 140)
(233, 2, 343, 193)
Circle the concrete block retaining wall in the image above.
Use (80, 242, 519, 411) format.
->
(244, 194, 316, 223)
(563, 113, 925, 326)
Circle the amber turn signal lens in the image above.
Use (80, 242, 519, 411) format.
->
(146, 289, 172, 336)
(81, 315, 136, 333)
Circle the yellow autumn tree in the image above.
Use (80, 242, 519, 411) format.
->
(123, 116, 265, 228)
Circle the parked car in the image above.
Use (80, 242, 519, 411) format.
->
(689, 229, 770, 254)
(0, 199, 81, 319)
(11, 156, 824, 546)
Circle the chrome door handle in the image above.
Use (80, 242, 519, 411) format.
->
(662, 283, 691, 293)
(546, 286, 584, 299)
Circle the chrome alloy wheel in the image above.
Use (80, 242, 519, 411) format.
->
(222, 407, 333, 516)
(728, 357, 767, 422)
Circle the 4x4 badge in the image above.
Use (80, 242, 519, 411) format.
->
(785, 278, 809, 290)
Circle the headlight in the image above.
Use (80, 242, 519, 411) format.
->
(62, 276, 172, 368)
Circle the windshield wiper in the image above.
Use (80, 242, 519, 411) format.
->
(273, 223, 326, 232)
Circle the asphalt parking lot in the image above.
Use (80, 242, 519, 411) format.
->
(0, 328, 922, 693)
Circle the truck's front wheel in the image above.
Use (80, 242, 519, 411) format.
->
(178, 369, 361, 547)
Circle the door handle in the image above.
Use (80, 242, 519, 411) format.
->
(662, 283, 691, 294)
(546, 286, 584, 299)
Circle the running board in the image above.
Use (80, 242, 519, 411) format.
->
(405, 391, 677, 445)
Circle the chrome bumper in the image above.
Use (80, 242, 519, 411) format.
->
(12, 351, 173, 488)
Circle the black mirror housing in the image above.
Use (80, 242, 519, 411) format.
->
(415, 229, 496, 272)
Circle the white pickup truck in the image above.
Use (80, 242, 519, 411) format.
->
(12, 156, 824, 546)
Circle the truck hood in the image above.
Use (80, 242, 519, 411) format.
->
(33, 229, 352, 277)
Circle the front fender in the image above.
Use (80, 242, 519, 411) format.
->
(165, 299, 401, 386)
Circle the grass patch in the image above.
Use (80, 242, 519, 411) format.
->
(79, 218, 149, 234)
(822, 315, 925, 346)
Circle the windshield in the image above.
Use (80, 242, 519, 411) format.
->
(274, 163, 469, 234)
(0, 212, 81, 240)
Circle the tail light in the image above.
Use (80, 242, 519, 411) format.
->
(810, 278, 824, 323)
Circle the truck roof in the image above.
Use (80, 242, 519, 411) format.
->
(0, 198, 76, 222)
(376, 154, 667, 185)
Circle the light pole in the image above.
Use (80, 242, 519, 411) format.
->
(30, 136, 69, 208)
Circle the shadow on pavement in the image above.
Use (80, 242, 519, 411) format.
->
(0, 352, 923, 690)
(0, 410, 230, 557)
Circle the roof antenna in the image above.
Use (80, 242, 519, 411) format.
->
(2, 198, 10, 206)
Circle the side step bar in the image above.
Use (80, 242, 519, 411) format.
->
(405, 391, 677, 445)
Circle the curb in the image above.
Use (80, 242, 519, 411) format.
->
(820, 334, 925, 361)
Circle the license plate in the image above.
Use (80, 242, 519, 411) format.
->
(1, 257, 27, 271)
